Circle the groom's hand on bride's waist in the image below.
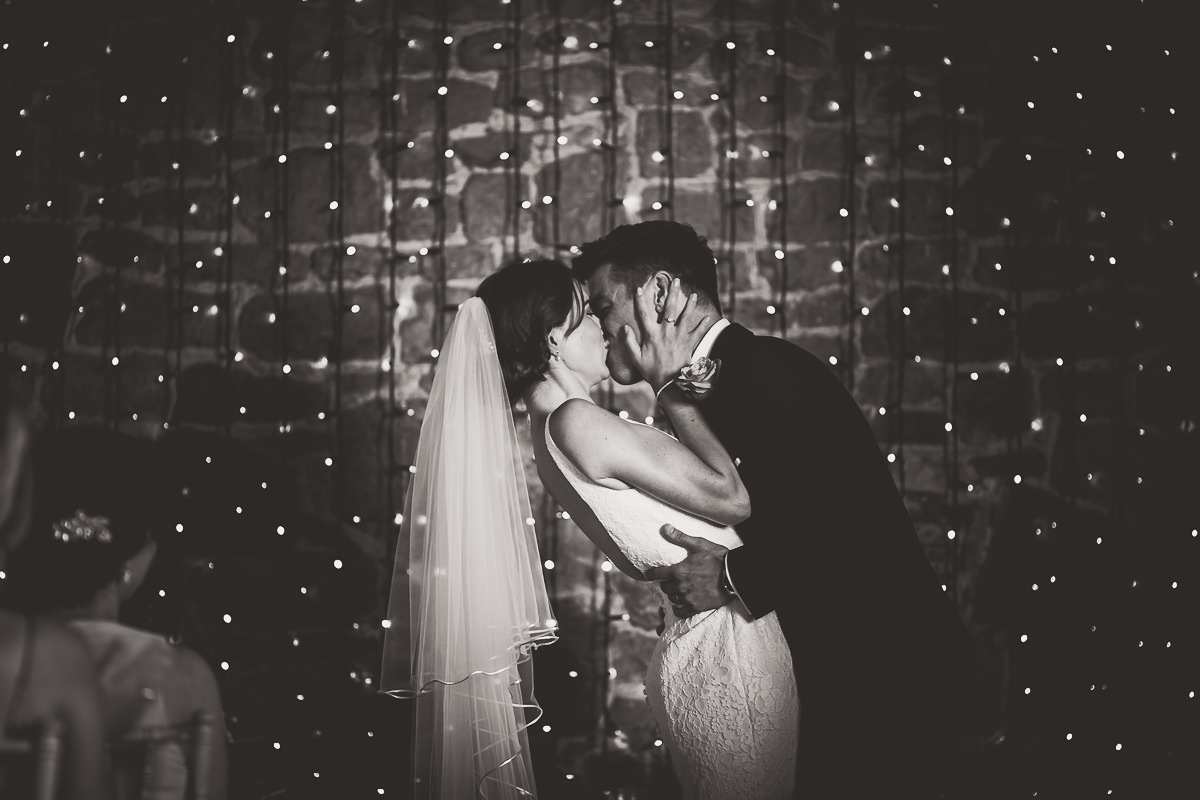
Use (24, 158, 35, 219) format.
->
(644, 525, 731, 618)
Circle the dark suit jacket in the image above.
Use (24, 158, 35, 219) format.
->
(704, 324, 974, 797)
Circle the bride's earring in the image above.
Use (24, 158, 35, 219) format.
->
(121, 568, 133, 584)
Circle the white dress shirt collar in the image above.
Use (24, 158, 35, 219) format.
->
(690, 317, 731, 364)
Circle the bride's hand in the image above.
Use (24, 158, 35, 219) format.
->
(620, 276, 709, 390)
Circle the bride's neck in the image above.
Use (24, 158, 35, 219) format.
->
(524, 367, 594, 419)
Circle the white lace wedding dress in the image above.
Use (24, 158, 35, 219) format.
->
(546, 418, 798, 800)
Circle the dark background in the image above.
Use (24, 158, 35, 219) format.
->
(2, 0, 1196, 797)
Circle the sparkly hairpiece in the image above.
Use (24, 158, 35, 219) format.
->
(52, 509, 113, 544)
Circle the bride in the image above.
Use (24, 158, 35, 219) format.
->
(383, 258, 797, 799)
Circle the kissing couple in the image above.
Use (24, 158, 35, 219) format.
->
(383, 220, 974, 799)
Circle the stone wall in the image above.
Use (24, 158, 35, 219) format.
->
(2, 0, 1193, 796)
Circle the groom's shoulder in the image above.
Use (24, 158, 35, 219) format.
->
(735, 326, 825, 374)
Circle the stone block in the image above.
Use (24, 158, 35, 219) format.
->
(496, 65, 608, 118)
(404, 78, 494, 131)
(956, 143, 1068, 237)
(865, 178, 955, 238)
(767, 177, 845, 244)
(450, 130, 535, 170)
(614, 24, 711, 69)
(78, 229, 164, 273)
(636, 187, 755, 251)
(860, 285, 1013, 363)
(75, 276, 219, 350)
(1020, 292, 1169, 360)
(857, 359, 946, 410)
(457, 27, 537, 71)
(85, 189, 140, 224)
(0, 222, 77, 349)
(635, 109, 712, 178)
(956, 368, 1035, 446)
(968, 448, 1047, 480)
(389, 188, 462, 244)
(285, 90, 381, 137)
(175, 362, 328, 425)
(238, 289, 387, 363)
(165, 242, 297, 286)
(755, 243, 846, 293)
(622, 72, 717, 109)
(39, 351, 166, 424)
(857, 236, 970, 287)
(139, 185, 229, 230)
(237, 145, 382, 243)
(462, 173, 516, 243)
(755, 27, 830, 67)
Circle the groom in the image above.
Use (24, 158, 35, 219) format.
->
(573, 220, 974, 799)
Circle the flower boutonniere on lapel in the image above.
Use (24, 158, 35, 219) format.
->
(675, 356, 721, 400)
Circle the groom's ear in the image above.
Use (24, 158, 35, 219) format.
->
(650, 271, 673, 310)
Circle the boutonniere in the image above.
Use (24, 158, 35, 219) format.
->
(675, 356, 721, 400)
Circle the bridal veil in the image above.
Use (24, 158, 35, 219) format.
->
(381, 297, 557, 798)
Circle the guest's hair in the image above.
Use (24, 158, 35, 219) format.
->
(1, 426, 158, 613)
(476, 257, 585, 402)
(571, 220, 722, 314)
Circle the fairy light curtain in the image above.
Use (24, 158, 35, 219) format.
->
(0, 0, 1192, 795)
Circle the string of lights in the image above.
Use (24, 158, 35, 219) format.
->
(168, 14, 189, 434)
(721, 3, 737, 316)
(219, 0, 237, 438)
(601, 0, 620, 239)
(330, 0, 348, 522)
(506, 0, 523, 256)
(383, 0, 404, 561)
(597, 0, 621, 761)
(770, 0, 789, 338)
(839, 1, 858, 391)
(659, 0, 675, 218)
(542, 0, 564, 603)
(268, 5, 293, 434)
(102, 11, 123, 431)
(1004, 26, 1029, 772)
(48, 30, 70, 426)
(893, 5, 908, 492)
(429, 8, 450, 358)
(939, 9, 962, 604)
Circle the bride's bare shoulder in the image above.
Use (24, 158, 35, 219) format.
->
(547, 398, 626, 473)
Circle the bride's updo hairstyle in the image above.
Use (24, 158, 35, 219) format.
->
(1, 427, 158, 613)
(476, 257, 585, 402)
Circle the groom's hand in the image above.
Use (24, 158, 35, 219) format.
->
(620, 275, 711, 390)
(644, 524, 730, 618)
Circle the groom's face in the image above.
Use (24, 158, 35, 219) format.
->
(584, 264, 641, 386)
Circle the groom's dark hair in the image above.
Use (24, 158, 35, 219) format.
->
(571, 220, 722, 315)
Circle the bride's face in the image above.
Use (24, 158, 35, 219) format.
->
(550, 287, 609, 387)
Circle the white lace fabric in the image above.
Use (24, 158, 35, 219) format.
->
(545, 417, 798, 800)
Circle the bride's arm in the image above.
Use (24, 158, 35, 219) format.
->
(550, 397, 749, 526)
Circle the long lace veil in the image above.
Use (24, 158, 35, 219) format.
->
(381, 297, 558, 798)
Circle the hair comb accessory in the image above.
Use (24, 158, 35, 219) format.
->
(53, 509, 113, 544)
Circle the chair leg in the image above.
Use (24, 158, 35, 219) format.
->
(36, 720, 63, 800)
(190, 711, 215, 800)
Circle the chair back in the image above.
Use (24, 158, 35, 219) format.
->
(108, 710, 215, 800)
(0, 718, 64, 800)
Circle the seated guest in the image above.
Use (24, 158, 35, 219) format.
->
(3, 426, 227, 800)
(0, 399, 108, 800)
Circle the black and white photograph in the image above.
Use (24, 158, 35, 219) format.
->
(0, 1, 1193, 798)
